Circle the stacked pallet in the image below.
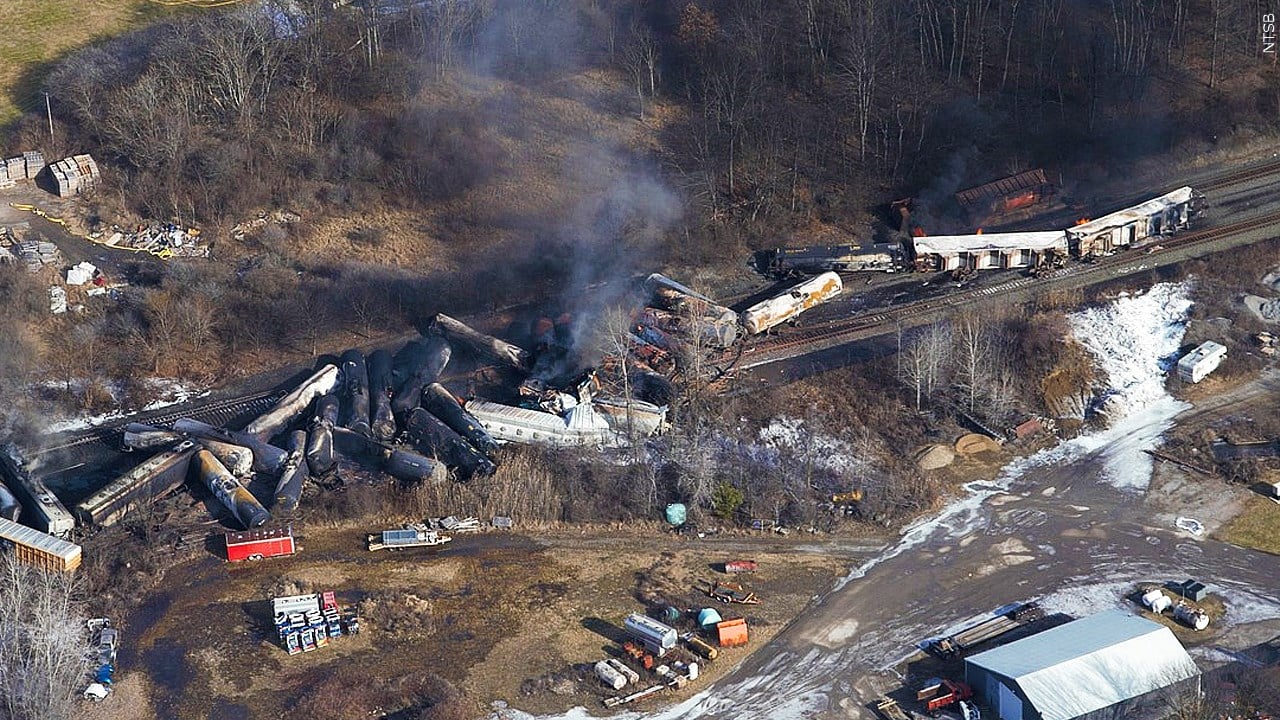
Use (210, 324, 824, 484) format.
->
(17, 240, 63, 273)
(0, 151, 44, 187)
(49, 154, 100, 196)
(23, 151, 45, 177)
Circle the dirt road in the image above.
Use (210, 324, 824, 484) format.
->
(527, 376, 1280, 719)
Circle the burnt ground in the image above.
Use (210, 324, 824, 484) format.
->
(74, 520, 883, 720)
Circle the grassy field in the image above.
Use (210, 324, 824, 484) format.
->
(0, 0, 199, 128)
(1216, 495, 1280, 555)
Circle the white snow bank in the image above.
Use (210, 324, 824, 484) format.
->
(756, 416, 872, 476)
(1066, 282, 1194, 490)
(42, 379, 207, 433)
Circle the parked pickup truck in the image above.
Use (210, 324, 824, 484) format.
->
(367, 525, 452, 551)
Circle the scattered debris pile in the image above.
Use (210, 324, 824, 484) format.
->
(367, 524, 452, 551)
(432, 311, 672, 449)
(231, 209, 302, 241)
(0, 151, 44, 189)
(1244, 295, 1280, 324)
(82, 618, 117, 702)
(100, 222, 208, 258)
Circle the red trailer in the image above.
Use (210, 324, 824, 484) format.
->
(226, 526, 295, 562)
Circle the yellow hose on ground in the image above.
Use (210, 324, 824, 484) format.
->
(7, 202, 181, 260)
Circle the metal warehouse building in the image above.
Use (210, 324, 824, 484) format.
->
(964, 610, 1200, 720)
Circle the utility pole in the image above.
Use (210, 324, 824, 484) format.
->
(42, 92, 53, 142)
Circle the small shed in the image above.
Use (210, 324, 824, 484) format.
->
(1167, 579, 1208, 603)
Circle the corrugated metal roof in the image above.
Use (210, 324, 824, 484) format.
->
(0, 516, 82, 562)
(913, 231, 1067, 256)
(967, 610, 1200, 720)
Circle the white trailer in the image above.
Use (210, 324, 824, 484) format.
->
(1176, 341, 1226, 383)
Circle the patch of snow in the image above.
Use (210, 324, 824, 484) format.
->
(756, 416, 871, 477)
(42, 380, 207, 433)
(1036, 580, 1134, 618)
(1066, 282, 1194, 490)
(1212, 582, 1280, 626)
(1175, 517, 1204, 536)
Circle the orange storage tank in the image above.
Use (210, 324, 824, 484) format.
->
(716, 618, 749, 648)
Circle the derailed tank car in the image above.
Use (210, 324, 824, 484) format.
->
(739, 271, 843, 335)
(751, 243, 903, 278)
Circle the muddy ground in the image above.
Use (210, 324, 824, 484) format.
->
(77, 519, 881, 720)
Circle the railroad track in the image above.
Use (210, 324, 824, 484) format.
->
(1197, 158, 1280, 192)
(35, 390, 284, 455)
(715, 207, 1280, 384)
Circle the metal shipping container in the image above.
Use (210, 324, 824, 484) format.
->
(0, 516, 82, 572)
(226, 525, 296, 562)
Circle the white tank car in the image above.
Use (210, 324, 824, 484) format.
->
(740, 271, 843, 335)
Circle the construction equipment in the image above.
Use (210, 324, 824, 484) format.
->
(701, 580, 760, 605)
(831, 490, 864, 504)
(875, 696, 911, 720)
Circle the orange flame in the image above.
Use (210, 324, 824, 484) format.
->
(912, 227, 926, 237)
(975, 228, 984, 235)
(1075, 217, 1091, 226)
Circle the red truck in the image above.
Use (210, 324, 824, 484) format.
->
(919, 680, 973, 714)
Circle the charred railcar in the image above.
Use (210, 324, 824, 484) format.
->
(751, 243, 903, 278)
(0, 452, 75, 537)
(1067, 186, 1204, 257)
(76, 440, 198, 527)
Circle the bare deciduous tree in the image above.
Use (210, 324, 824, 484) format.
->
(0, 554, 93, 720)
(897, 321, 952, 409)
(954, 312, 992, 413)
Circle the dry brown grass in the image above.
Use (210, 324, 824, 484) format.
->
(1216, 496, 1280, 556)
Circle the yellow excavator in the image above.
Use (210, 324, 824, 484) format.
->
(831, 489, 863, 505)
